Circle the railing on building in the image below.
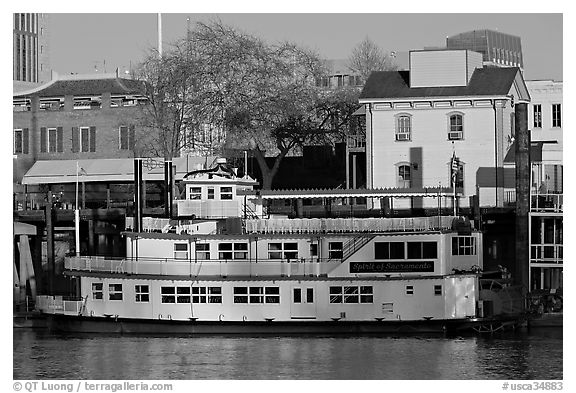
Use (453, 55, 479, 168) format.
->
(530, 193, 563, 212)
(530, 244, 563, 264)
(65, 256, 342, 278)
(347, 134, 366, 150)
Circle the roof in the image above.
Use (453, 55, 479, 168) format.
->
(21, 156, 218, 185)
(14, 77, 145, 98)
(359, 67, 521, 101)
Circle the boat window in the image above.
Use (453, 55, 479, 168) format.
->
(109, 284, 123, 301)
(405, 285, 414, 296)
(220, 186, 233, 200)
(161, 287, 176, 303)
(374, 242, 405, 259)
(174, 243, 189, 260)
(382, 303, 394, 313)
(293, 288, 302, 303)
(329, 286, 343, 303)
(265, 287, 280, 304)
(328, 242, 344, 259)
(91, 282, 103, 300)
(407, 241, 438, 259)
(306, 288, 314, 303)
(360, 286, 373, 303)
(451, 236, 477, 256)
(218, 243, 247, 259)
(268, 242, 299, 260)
(208, 287, 222, 304)
(344, 286, 359, 303)
(434, 285, 443, 296)
(196, 243, 210, 260)
(233, 287, 249, 303)
(188, 187, 202, 200)
(135, 285, 149, 302)
(207, 187, 215, 199)
(329, 286, 372, 304)
(177, 287, 191, 303)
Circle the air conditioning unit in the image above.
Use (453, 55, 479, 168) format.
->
(448, 131, 463, 140)
(396, 133, 411, 141)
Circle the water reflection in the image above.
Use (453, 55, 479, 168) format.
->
(13, 329, 562, 380)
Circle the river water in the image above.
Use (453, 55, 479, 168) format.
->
(13, 328, 562, 380)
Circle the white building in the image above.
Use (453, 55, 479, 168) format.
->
(358, 49, 530, 210)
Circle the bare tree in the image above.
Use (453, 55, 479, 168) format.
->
(348, 37, 397, 82)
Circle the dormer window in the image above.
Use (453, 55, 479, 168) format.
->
(448, 113, 464, 140)
(395, 114, 412, 141)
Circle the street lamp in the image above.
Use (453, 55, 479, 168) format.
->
(75, 162, 87, 256)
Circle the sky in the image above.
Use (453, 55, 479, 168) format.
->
(46, 13, 563, 81)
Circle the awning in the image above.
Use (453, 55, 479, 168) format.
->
(237, 187, 458, 200)
(21, 156, 218, 185)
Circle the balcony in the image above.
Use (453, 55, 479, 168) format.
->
(65, 256, 342, 278)
(347, 134, 366, 151)
(531, 193, 563, 213)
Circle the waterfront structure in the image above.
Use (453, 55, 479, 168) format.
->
(526, 80, 563, 293)
(13, 13, 51, 92)
(446, 29, 523, 70)
(13, 72, 147, 185)
(38, 159, 524, 334)
(358, 49, 530, 211)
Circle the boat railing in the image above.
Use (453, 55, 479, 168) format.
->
(36, 295, 84, 315)
(244, 215, 456, 234)
(65, 256, 342, 278)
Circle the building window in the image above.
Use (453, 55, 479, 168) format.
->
(533, 104, 542, 128)
(405, 285, 414, 296)
(434, 285, 443, 296)
(195, 243, 210, 260)
(119, 125, 135, 150)
(91, 283, 103, 300)
(397, 164, 412, 188)
(14, 129, 27, 154)
(109, 284, 123, 301)
(552, 104, 561, 128)
(448, 113, 464, 140)
(395, 115, 412, 141)
(174, 243, 189, 259)
(268, 242, 298, 260)
(220, 187, 233, 200)
(374, 242, 405, 260)
(451, 236, 477, 256)
(40, 127, 63, 153)
(72, 126, 96, 153)
(328, 242, 343, 259)
(218, 243, 248, 260)
(407, 242, 438, 259)
(135, 285, 149, 302)
(189, 187, 202, 200)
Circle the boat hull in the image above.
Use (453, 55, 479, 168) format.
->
(45, 314, 522, 335)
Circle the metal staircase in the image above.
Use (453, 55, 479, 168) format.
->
(341, 234, 375, 261)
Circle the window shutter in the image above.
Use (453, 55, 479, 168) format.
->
(129, 125, 135, 150)
(89, 126, 96, 152)
(40, 127, 47, 153)
(23, 128, 29, 154)
(72, 127, 79, 152)
(120, 126, 127, 150)
(57, 126, 63, 152)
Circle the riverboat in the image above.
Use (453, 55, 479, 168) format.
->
(37, 159, 525, 334)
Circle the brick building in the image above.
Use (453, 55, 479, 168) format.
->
(13, 72, 147, 185)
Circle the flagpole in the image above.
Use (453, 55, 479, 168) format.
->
(75, 162, 80, 256)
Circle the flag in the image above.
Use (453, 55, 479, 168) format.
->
(451, 152, 458, 184)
